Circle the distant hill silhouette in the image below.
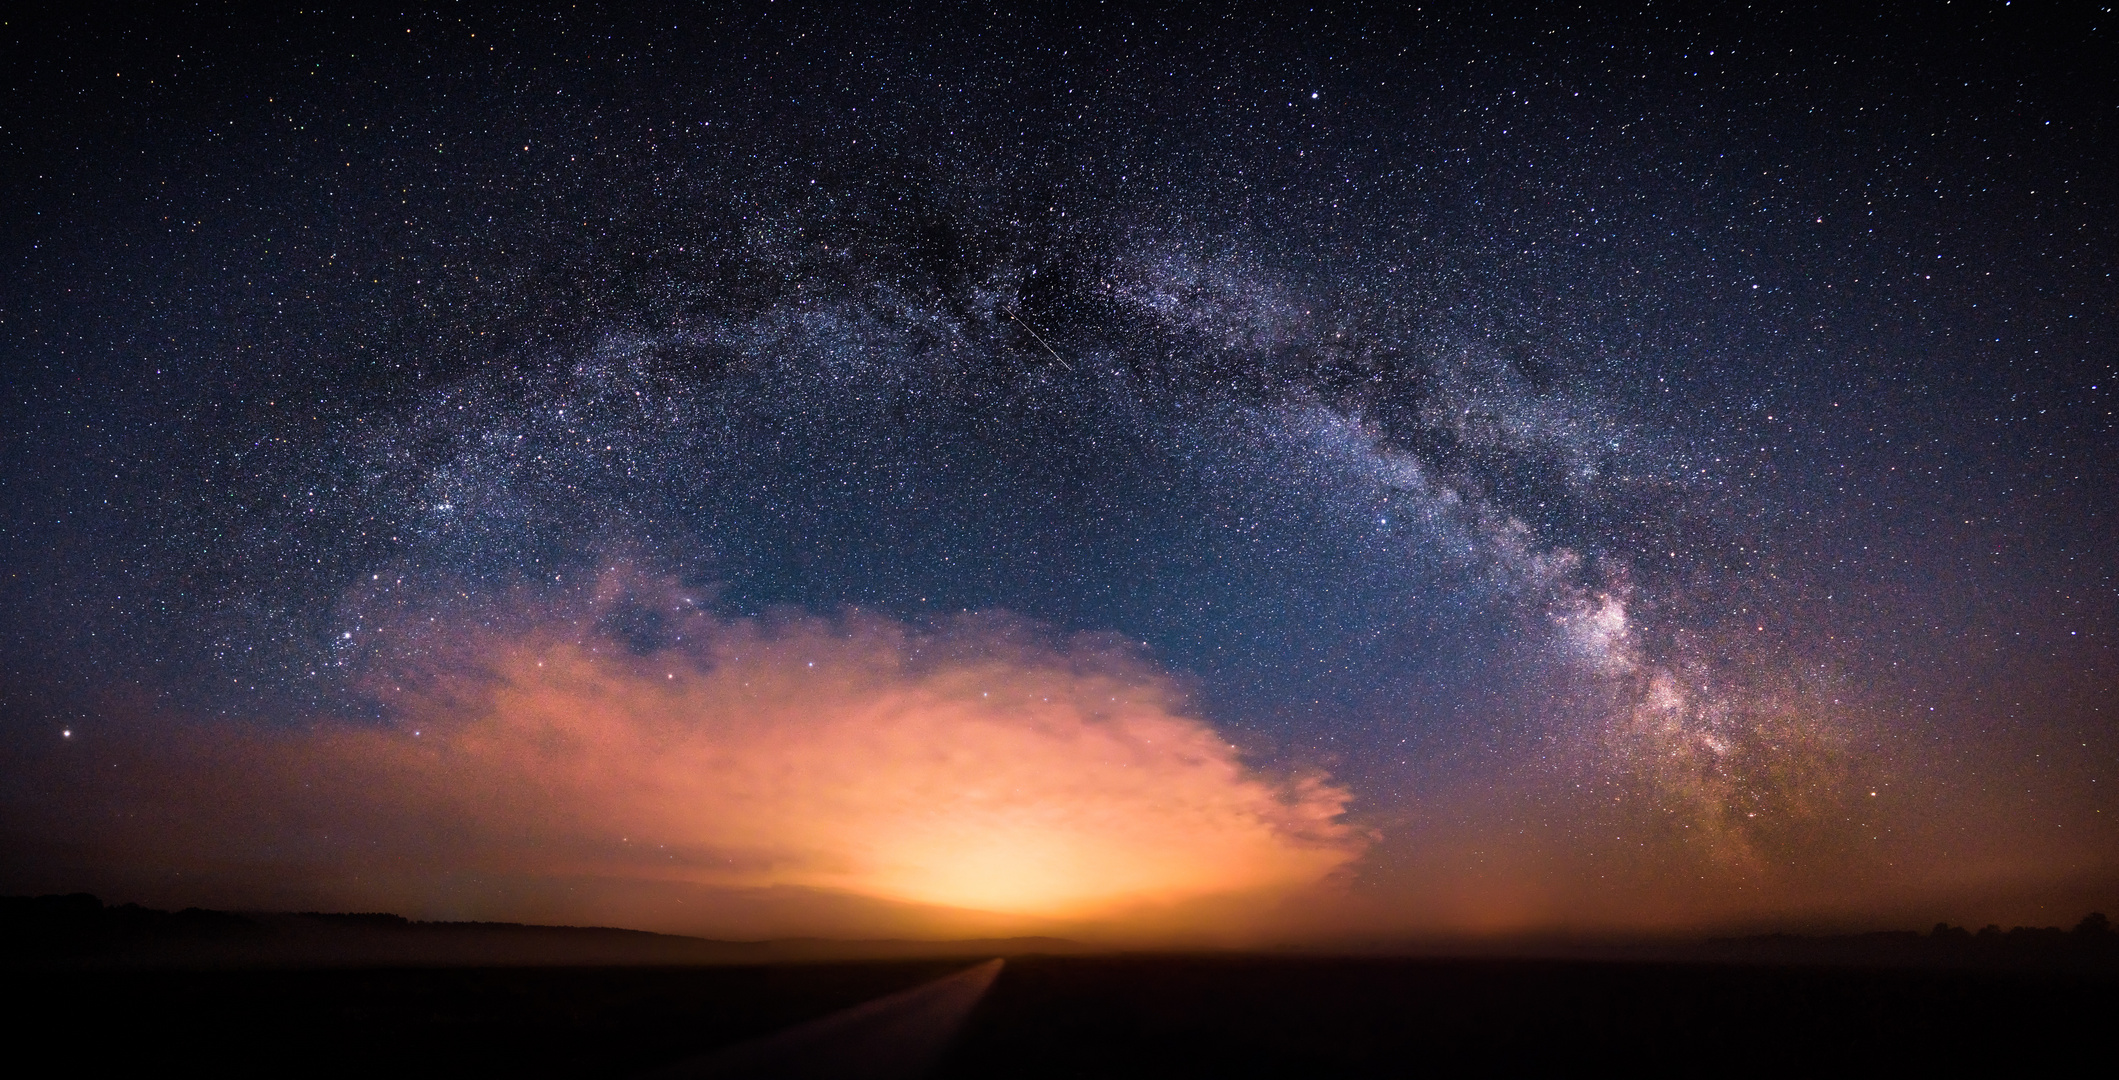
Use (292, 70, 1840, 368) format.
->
(0, 893, 1087, 968)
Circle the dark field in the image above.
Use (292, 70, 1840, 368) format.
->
(939, 955, 2119, 1076)
(14, 961, 967, 1077)
(11, 954, 2117, 1077)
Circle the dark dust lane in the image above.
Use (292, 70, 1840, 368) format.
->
(645, 958, 1004, 1079)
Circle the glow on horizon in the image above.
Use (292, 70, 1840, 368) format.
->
(13, 614, 1365, 934)
(434, 634, 1364, 920)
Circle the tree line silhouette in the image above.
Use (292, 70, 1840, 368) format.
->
(1702, 911, 2117, 970)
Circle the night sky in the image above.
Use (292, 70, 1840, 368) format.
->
(3, 2, 2115, 940)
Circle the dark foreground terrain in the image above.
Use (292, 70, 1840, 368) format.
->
(12, 960, 982, 1077)
(7, 898, 2118, 1076)
(938, 954, 2119, 1076)
(7, 953, 2116, 1076)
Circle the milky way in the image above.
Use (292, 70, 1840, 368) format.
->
(3, 4, 2114, 935)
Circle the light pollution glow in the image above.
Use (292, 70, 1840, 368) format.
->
(11, 612, 1366, 938)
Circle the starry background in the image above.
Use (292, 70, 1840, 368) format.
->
(2, 1, 2115, 931)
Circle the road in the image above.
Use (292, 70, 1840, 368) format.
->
(642, 958, 1004, 1079)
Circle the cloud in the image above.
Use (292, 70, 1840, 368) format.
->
(5, 610, 1363, 937)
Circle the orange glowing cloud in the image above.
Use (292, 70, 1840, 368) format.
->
(9, 612, 1363, 935)
(393, 618, 1361, 918)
